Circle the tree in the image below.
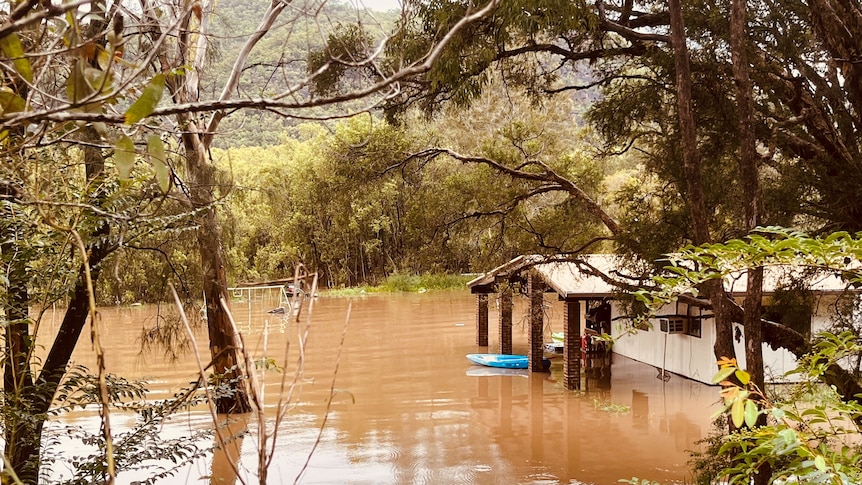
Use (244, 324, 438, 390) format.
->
(1, 0, 506, 479)
(354, 0, 862, 403)
(636, 228, 862, 483)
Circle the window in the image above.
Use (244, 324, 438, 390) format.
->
(687, 317, 702, 338)
(667, 317, 685, 333)
(659, 316, 701, 338)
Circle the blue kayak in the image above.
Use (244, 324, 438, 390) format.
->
(466, 353, 529, 369)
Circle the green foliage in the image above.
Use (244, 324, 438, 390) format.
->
(216, 84, 614, 288)
(634, 226, 862, 311)
(147, 135, 170, 193)
(376, 272, 471, 292)
(124, 74, 165, 124)
(217, 116, 476, 287)
(44, 377, 215, 485)
(706, 349, 862, 485)
(0, 364, 215, 484)
(384, 0, 600, 115)
(0, 33, 34, 84)
(114, 136, 136, 180)
(308, 24, 375, 97)
(378, 0, 862, 270)
(138, 305, 204, 360)
(322, 273, 471, 295)
(635, 228, 862, 484)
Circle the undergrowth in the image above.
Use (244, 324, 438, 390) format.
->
(324, 273, 472, 296)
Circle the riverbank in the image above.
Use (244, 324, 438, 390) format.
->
(322, 272, 473, 296)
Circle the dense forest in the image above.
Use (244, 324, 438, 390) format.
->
(5, 0, 862, 482)
(91, 0, 608, 298)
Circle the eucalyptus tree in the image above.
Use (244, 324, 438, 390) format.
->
(1, 0, 507, 480)
(313, 0, 862, 400)
(216, 86, 606, 289)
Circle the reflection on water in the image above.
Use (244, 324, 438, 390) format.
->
(40, 291, 717, 484)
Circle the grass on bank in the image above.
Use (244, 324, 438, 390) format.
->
(323, 273, 473, 296)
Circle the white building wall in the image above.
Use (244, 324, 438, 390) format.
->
(610, 302, 719, 385)
(609, 299, 840, 385)
(734, 302, 837, 382)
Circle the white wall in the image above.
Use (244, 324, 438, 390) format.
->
(609, 299, 841, 385)
(610, 302, 718, 385)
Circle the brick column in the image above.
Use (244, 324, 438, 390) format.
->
(563, 299, 581, 390)
(476, 293, 489, 347)
(499, 286, 513, 355)
(528, 273, 545, 372)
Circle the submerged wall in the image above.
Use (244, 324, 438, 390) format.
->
(609, 297, 843, 385)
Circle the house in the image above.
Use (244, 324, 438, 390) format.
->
(467, 254, 856, 388)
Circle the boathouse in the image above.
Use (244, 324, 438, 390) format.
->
(468, 254, 857, 388)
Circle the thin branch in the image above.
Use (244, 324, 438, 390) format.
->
(0, 1, 89, 40)
(203, 0, 291, 147)
(408, 147, 623, 235)
(173, 286, 247, 485)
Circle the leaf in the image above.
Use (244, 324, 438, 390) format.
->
(66, 62, 92, 103)
(712, 366, 735, 384)
(84, 66, 112, 94)
(147, 135, 170, 193)
(97, 48, 112, 70)
(735, 369, 751, 385)
(114, 136, 136, 180)
(0, 33, 33, 83)
(0, 87, 26, 113)
(731, 396, 745, 428)
(814, 455, 827, 471)
(125, 74, 165, 124)
(744, 399, 759, 428)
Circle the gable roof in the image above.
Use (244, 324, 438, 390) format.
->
(466, 254, 623, 298)
(467, 254, 858, 299)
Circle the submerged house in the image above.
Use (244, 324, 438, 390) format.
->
(467, 254, 857, 388)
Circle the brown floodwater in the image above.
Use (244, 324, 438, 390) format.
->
(39, 290, 718, 484)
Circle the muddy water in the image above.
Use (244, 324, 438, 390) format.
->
(42, 290, 717, 484)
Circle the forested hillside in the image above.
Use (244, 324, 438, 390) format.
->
(204, 0, 399, 147)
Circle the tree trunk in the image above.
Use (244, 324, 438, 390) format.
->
(730, 6, 767, 478)
(3, 121, 111, 483)
(730, 0, 766, 401)
(184, 141, 252, 414)
(730, 0, 765, 384)
(668, 0, 735, 362)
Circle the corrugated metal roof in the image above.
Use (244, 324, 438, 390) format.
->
(467, 254, 857, 298)
(533, 255, 621, 298)
(723, 266, 855, 295)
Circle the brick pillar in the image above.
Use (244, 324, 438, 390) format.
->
(476, 293, 489, 347)
(528, 273, 545, 371)
(499, 286, 513, 355)
(563, 299, 581, 390)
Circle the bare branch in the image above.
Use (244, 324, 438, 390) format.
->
(203, 0, 290, 148)
(0, 1, 90, 39)
(409, 147, 623, 236)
